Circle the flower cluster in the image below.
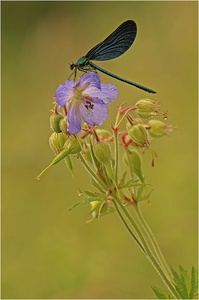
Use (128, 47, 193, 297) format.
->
(37, 71, 174, 206)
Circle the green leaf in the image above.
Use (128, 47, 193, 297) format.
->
(179, 265, 190, 297)
(119, 178, 139, 189)
(66, 200, 85, 213)
(152, 286, 172, 299)
(189, 266, 198, 299)
(119, 171, 127, 186)
(84, 190, 98, 197)
(84, 190, 109, 206)
(136, 185, 153, 202)
(171, 267, 188, 299)
(171, 266, 198, 299)
(91, 178, 105, 193)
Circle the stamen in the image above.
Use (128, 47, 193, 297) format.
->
(85, 100, 94, 110)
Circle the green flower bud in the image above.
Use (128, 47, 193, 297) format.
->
(59, 117, 69, 135)
(90, 200, 113, 219)
(93, 142, 112, 164)
(128, 124, 150, 147)
(148, 120, 173, 138)
(135, 99, 160, 119)
(83, 145, 93, 164)
(126, 115, 143, 128)
(95, 129, 113, 142)
(126, 118, 143, 132)
(93, 142, 114, 181)
(36, 136, 82, 180)
(123, 148, 145, 182)
(49, 132, 68, 154)
(64, 136, 82, 154)
(50, 113, 63, 133)
(90, 201, 101, 219)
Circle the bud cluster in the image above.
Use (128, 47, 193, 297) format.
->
(37, 97, 174, 220)
(124, 99, 174, 152)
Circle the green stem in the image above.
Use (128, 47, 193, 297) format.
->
(78, 153, 107, 191)
(113, 130, 119, 183)
(64, 157, 82, 196)
(124, 147, 134, 180)
(116, 107, 135, 128)
(134, 203, 173, 280)
(112, 200, 147, 255)
(113, 194, 181, 299)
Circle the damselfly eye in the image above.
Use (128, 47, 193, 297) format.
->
(70, 63, 75, 70)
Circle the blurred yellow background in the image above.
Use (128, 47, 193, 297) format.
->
(2, 1, 198, 299)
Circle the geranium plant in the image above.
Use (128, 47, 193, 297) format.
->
(37, 71, 198, 299)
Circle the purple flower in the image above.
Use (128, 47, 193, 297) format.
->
(55, 72, 118, 134)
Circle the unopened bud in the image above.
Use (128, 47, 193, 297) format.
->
(148, 120, 173, 138)
(49, 132, 67, 154)
(90, 200, 113, 219)
(64, 136, 82, 154)
(128, 124, 150, 148)
(83, 145, 93, 164)
(96, 129, 113, 142)
(50, 113, 63, 133)
(59, 117, 70, 135)
(93, 142, 112, 164)
(135, 99, 160, 119)
(123, 148, 145, 182)
(90, 201, 101, 219)
(126, 117, 143, 132)
(94, 142, 114, 181)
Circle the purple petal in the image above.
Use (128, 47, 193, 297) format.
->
(100, 83, 118, 104)
(80, 97, 108, 126)
(55, 80, 74, 107)
(75, 72, 101, 92)
(67, 101, 82, 134)
(84, 85, 102, 98)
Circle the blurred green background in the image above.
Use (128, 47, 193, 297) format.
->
(2, 1, 198, 299)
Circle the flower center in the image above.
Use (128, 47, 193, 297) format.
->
(84, 98, 94, 111)
(73, 85, 94, 112)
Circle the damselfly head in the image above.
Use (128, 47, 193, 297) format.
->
(70, 63, 75, 70)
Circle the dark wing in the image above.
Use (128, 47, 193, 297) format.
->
(85, 20, 137, 61)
